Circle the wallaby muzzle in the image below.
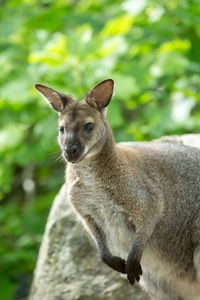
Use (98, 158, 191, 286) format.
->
(63, 143, 83, 163)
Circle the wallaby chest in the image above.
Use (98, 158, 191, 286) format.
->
(66, 164, 134, 257)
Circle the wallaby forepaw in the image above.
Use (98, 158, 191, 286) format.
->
(126, 259, 142, 285)
(111, 256, 126, 274)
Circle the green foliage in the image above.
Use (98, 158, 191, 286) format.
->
(1, 0, 200, 298)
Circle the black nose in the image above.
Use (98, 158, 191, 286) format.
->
(64, 144, 78, 157)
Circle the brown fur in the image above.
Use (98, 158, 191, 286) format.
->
(36, 79, 200, 300)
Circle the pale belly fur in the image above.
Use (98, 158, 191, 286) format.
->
(141, 247, 200, 300)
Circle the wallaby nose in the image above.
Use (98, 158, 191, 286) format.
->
(64, 144, 78, 157)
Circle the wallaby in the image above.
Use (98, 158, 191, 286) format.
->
(36, 79, 200, 300)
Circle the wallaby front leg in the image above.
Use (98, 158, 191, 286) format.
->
(125, 186, 163, 285)
(126, 217, 158, 285)
(126, 240, 143, 285)
(84, 215, 126, 274)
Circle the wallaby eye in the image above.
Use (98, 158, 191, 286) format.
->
(59, 126, 64, 134)
(84, 122, 94, 132)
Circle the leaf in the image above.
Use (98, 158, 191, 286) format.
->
(101, 15, 135, 36)
(28, 33, 68, 66)
(158, 39, 191, 54)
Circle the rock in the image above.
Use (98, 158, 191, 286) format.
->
(29, 134, 200, 300)
(156, 133, 200, 148)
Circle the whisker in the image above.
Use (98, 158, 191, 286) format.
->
(49, 150, 64, 163)
(55, 154, 64, 163)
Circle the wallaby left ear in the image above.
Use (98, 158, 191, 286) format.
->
(35, 84, 74, 112)
(86, 79, 114, 110)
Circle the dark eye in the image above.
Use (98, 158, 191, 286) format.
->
(59, 126, 64, 134)
(84, 122, 94, 132)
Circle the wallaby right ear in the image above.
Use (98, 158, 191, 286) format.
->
(85, 79, 114, 111)
(35, 84, 74, 112)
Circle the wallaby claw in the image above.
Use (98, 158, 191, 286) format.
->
(126, 259, 142, 285)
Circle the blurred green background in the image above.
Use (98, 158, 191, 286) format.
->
(1, 0, 200, 299)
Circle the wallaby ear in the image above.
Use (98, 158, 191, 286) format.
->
(35, 84, 74, 112)
(86, 79, 114, 110)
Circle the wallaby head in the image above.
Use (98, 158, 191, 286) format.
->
(35, 79, 114, 163)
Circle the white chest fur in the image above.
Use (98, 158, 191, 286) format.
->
(97, 200, 134, 258)
(66, 169, 134, 259)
